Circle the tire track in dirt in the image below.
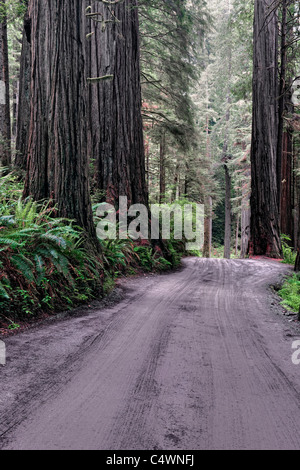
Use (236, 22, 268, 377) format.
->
(1, 258, 300, 450)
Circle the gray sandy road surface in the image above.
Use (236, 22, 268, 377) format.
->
(0, 258, 300, 450)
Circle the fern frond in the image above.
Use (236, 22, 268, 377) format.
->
(11, 254, 35, 282)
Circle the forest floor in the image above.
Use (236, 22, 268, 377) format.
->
(0, 258, 300, 450)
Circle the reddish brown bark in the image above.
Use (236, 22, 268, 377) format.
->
(86, 0, 148, 207)
(224, 162, 232, 259)
(280, 131, 293, 242)
(277, 0, 288, 210)
(23, 0, 97, 244)
(250, 0, 282, 258)
(159, 131, 166, 204)
(0, 0, 11, 168)
(241, 174, 251, 259)
(15, 21, 31, 171)
(203, 196, 212, 258)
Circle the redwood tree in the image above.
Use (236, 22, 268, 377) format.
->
(15, 7, 31, 171)
(23, 0, 97, 244)
(250, 0, 282, 258)
(86, 0, 148, 207)
(0, 0, 11, 168)
(159, 131, 166, 204)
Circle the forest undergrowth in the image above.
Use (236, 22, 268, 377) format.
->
(1, 170, 299, 331)
(277, 235, 300, 315)
(0, 171, 186, 331)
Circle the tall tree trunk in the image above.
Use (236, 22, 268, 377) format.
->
(281, 130, 294, 242)
(86, 0, 147, 207)
(294, 139, 299, 252)
(203, 101, 212, 258)
(15, 18, 31, 171)
(235, 215, 240, 257)
(241, 172, 251, 259)
(250, 0, 282, 258)
(222, 105, 231, 259)
(294, 130, 300, 270)
(184, 163, 190, 197)
(12, 80, 18, 139)
(277, 0, 288, 211)
(172, 160, 180, 203)
(159, 131, 166, 204)
(203, 196, 212, 258)
(222, 5, 232, 260)
(224, 163, 232, 259)
(203, 75, 213, 259)
(11, 34, 20, 140)
(145, 136, 150, 194)
(23, 0, 97, 245)
(0, 0, 11, 168)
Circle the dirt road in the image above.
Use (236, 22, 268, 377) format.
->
(1, 258, 300, 450)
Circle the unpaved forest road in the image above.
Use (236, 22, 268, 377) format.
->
(1, 258, 300, 450)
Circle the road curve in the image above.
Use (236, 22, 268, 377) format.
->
(0, 258, 300, 450)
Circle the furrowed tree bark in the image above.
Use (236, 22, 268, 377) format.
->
(145, 135, 150, 194)
(250, 0, 282, 258)
(203, 196, 212, 258)
(15, 14, 31, 171)
(203, 83, 212, 259)
(281, 130, 294, 242)
(0, 0, 11, 168)
(235, 215, 240, 256)
(159, 131, 166, 204)
(222, 9, 232, 260)
(222, 105, 231, 260)
(87, 0, 148, 208)
(294, 133, 300, 271)
(224, 161, 232, 259)
(294, 137, 300, 253)
(241, 171, 251, 259)
(23, 0, 97, 247)
(277, 0, 287, 210)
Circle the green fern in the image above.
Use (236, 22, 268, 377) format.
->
(0, 237, 23, 249)
(11, 254, 35, 282)
(0, 280, 10, 300)
(0, 189, 103, 320)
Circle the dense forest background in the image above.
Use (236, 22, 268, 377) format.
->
(0, 0, 300, 326)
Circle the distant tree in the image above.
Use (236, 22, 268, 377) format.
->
(0, 0, 11, 168)
(197, 0, 253, 258)
(15, 1, 31, 170)
(139, 0, 209, 204)
(15, 2, 31, 170)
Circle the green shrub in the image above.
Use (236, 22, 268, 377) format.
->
(133, 245, 172, 271)
(211, 245, 224, 258)
(0, 170, 23, 216)
(100, 238, 139, 275)
(278, 274, 300, 312)
(0, 181, 192, 326)
(93, 201, 187, 275)
(0, 198, 103, 322)
(281, 234, 296, 265)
